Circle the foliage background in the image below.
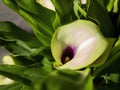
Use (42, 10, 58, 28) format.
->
(0, 0, 119, 90)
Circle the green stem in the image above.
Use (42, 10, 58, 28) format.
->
(78, 5, 87, 18)
(73, 0, 87, 19)
(73, 0, 81, 19)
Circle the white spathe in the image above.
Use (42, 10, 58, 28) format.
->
(51, 20, 108, 70)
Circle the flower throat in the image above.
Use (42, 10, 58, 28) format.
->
(61, 46, 75, 64)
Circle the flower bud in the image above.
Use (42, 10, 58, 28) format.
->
(36, 0, 55, 11)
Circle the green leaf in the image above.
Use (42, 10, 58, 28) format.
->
(1, 55, 34, 66)
(51, 0, 74, 24)
(0, 40, 34, 56)
(39, 48, 54, 60)
(73, 0, 88, 19)
(0, 22, 41, 48)
(87, 0, 118, 37)
(52, 14, 61, 29)
(2, 0, 19, 12)
(106, 0, 115, 12)
(3, 0, 56, 47)
(0, 22, 42, 56)
(31, 46, 53, 61)
(0, 57, 53, 85)
(21, 84, 33, 90)
(0, 83, 22, 90)
(0, 82, 33, 90)
(41, 57, 54, 72)
(97, 0, 115, 12)
(11, 56, 37, 66)
(34, 68, 93, 90)
(0, 65, 32, 86)
(0, 61, 93, 90)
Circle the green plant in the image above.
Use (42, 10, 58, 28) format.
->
(0, 0, 119, 90)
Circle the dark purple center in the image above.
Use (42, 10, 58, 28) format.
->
(61, 46, 75, 64)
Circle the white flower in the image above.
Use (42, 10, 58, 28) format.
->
(51, 20, 108, 70)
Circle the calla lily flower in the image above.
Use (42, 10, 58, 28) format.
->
(51, 20, 108, 70)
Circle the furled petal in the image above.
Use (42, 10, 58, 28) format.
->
(51, 20, 108, 70)
(89, 38, 116, 67)
(36, 0, 55, 11)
